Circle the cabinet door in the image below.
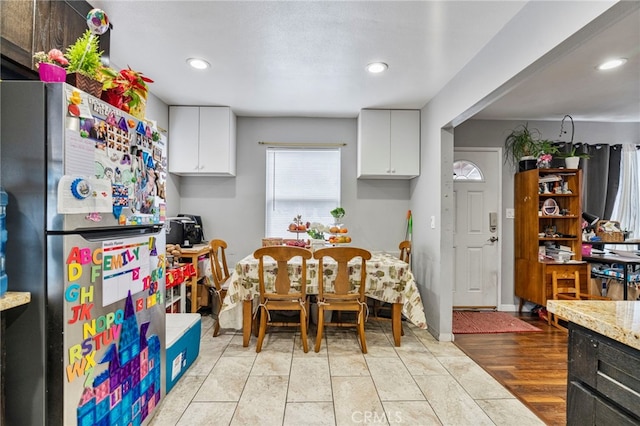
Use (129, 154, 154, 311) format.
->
(357, 109, 391, 177)
(169, 106, 200, 174)
(390, 110, 420, 177)
(199, 107, 236, 176)
(1, 0, 37, 69)
(1, 0, 110, 73)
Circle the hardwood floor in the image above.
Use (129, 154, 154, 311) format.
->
(453, 312, 568, 426)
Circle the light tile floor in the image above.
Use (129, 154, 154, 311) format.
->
(150, 316, 544, 426)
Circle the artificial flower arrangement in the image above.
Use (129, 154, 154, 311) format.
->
(100, 66, 153, 118)
(537, 153, 553, 168)
(33, 30, 104, 97)
(307, 223, 330, 240)
(65, 29, 103, 79)
(33, 49, 69, 68)
(33, 49, 69, 82)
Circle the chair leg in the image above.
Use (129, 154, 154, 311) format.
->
(358, 308, 367, 354)
(300, 308, 309, 353)
(212, 289, 225, 337)
(252, 311, 260, 337)
(256, 308, 268, 353)
(212, 299, 222, 337)
(372, 299, 382, 318)
(314, 308, 325, 353)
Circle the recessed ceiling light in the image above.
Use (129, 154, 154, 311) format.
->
(596, 58, 627, 71)
(186, 58, 211, 70)
(366, 62, 388, 73)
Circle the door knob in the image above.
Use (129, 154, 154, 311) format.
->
(489, 236, 499, 243)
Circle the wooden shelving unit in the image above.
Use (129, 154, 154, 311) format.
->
(515, 168, 589, 310)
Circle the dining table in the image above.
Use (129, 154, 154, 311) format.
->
(218, 250, 428, 347)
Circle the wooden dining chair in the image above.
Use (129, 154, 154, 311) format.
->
(313, 247, 372, 353)
(548, 270, 609, 329)
(253, 246, 312, 353)
(370, 240, 410, 334)
(399, 240, 411, 264)
(209, 239, 232, 337)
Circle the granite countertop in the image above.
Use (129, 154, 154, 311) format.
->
(547, 300, 640, 350)
(0, 291, 31, 311)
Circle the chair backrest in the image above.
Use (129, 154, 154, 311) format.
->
(209, 239, 231, 291)
(313, 247, 372, 300)
(253, 246, 312, 302)
(399, 240, 411, 263)
(552, 270, 580, 299)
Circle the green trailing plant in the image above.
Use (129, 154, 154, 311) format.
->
(503, 123, 558, 170)
(65, 30, 103, 78)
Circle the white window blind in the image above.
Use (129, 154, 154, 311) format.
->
(265, 148, 341, 238)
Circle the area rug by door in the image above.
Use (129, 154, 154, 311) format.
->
(453, 311, 542, 334)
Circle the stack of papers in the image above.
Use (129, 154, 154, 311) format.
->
(539, 175, 562, 184)
(546, 245, 575, 261)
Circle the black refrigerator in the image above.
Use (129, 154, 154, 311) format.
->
(0, 82, 168, 425)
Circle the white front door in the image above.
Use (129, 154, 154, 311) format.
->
(453, 149, 501, 308)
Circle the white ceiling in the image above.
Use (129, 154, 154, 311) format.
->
(89, 1, 639, 122)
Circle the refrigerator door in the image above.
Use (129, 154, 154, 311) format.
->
(51, 228, 166, 425)
(45, 82, 167, 232)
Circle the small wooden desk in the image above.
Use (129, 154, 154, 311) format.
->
(179, 245, 210, 313)
(584, 253, 640, 300)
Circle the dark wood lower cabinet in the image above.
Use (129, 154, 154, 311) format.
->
(567, 323, 640, 425)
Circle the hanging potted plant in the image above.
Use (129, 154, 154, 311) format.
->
(33, 49, 68, 82)
(100, 66, 154, 119)
(64, 29, 104, 97)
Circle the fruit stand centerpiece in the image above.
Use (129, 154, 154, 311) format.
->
(328, 207, 351, 245)
(286, 215, 309, 247)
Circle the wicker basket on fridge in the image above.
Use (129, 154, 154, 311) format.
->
(595, 220, 624, 242)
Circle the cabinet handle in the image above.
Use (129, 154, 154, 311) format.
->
(194, 165, 199, 170)
(390, 169, 396, 173)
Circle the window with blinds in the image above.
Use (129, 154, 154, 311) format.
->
(265, 148, 341, 238)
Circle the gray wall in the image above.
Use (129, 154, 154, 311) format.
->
(175, 116, 411, 266)
(413, 1, 617, 340)
(454, 119, 640, 309)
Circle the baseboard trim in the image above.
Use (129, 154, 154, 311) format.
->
(498, 304, 523, 312)
(438, 332, 454, 342)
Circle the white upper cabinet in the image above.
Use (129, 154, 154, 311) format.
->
(169, 106, 236, 176)
(357, 109, 420, 179)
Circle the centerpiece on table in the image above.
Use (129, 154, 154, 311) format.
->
(307, 223, 330, 250)
(33, 49, 69, 82)
(328, 207, 350, 245)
